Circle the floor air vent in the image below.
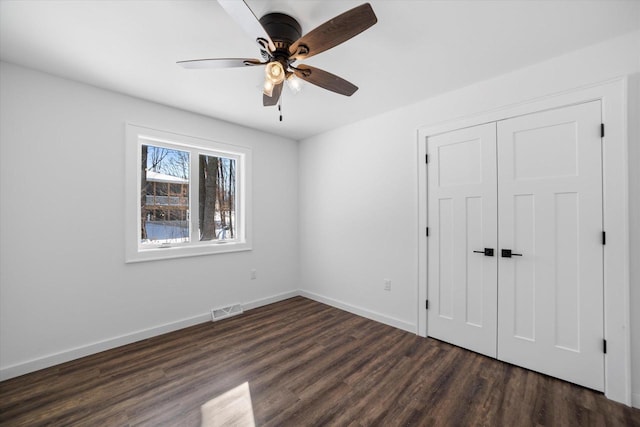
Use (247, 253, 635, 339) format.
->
(211, 303, 243, 322)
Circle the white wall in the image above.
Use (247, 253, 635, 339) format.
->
(299, 30, 640, 405)
(0, 62, 299, 379)
(629, 71, 640, 408)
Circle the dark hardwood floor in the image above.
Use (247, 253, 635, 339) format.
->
(1, 296, 638, 426)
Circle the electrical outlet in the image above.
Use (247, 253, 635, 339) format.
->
(250, 269, 257, 280)
(384, 279, 391, 291)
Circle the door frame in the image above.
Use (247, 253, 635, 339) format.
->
(417, 78, 631, 405)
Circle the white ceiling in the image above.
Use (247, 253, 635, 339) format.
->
(1, 0, 638, 140)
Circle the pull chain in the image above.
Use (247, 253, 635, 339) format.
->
(278, 100, 283, 122)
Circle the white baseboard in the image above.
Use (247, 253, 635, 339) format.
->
(0, 290, 299, 381)
(299, 289, 417, 334)
(0, 312, 210, 381)
(632, 392, 640, 409)
(243, 290, 299, 311)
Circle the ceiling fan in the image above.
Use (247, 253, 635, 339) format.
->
(177, 1, 378, 107)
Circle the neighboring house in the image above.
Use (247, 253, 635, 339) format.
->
(143, 170, 189, 223)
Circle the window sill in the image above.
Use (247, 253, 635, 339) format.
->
(125, 240, 252, 263)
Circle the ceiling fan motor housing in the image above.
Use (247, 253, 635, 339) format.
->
(259, 13, 302, 55)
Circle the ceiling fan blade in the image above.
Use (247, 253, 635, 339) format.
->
(177, 58, 263, 69)
(263, 81, 284, 106)
(289, 3, 377, 60)
(217, 0, 276, 52)
(293, 65, 358, 96)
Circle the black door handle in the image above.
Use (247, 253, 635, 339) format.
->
(473, 248, 494, 256)
(501, 249, 523, 258)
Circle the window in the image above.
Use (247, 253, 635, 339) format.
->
(126, 124, 252, 262)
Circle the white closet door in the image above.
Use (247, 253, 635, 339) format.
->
(427, 123, 498, 358)
(496, 101, 604, 391)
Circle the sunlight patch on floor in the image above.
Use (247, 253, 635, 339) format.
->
(201, 382, 256, 427)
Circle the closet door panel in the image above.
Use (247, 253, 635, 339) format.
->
(496, 101, 604, 391)
(427, 123, 498, 358)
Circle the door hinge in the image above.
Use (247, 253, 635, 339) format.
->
(602, 231, 606, 245)
(426, 227, 429, 237)
(425, 300, 429, 310)
(601, 123, 605, 138)
(425, 154, 429, 163)
(603, 339, 607, 354)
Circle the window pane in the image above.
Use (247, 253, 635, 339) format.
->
(141, 144, 190, 245)
(199, 155, 236, 241)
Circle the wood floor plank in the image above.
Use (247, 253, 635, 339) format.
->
(1, 296, 638, 426)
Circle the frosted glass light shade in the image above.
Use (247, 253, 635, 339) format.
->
(265, 62, 285, 85)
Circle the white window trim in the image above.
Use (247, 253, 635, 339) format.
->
(125, 123, 252, 263)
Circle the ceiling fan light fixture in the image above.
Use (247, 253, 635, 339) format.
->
(263, 79, 275, 97)
(286, 74, 303, 94)
(265, 61, 285, 85)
